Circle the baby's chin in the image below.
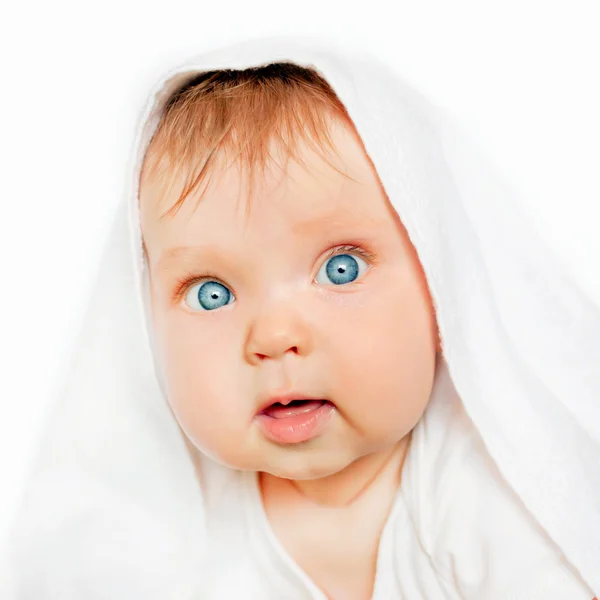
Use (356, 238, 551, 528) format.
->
(203, 437, 371, 482)
(258, 448, 359, 481)
(184, 421, 399, 481)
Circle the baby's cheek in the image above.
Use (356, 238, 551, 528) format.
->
(159, 338, 253, 467)
(156, 321, 238, 416)
(330, 298, 435, 432)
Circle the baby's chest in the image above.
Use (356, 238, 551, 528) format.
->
(255, 508, 451, 600)
(265, 506, 384, 600)
(204, 507, 450, 600)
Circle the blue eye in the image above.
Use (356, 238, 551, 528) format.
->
(185, 280, 234, 311)
(316, 253, 368, 286)
(182, 248, 370, 311)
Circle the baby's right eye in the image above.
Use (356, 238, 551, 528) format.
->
(185, 280, 235, 312)
(315, 251, 370, 286)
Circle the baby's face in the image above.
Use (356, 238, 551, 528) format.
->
(139, 115, 440, 480)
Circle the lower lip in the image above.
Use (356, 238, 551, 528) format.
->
(256, 401, 336, 444)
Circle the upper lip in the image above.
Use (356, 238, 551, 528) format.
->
(256, 391, 326, 415)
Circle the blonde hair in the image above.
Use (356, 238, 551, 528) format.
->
(139, 62, 361, 236)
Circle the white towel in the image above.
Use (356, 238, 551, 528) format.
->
(6, 34, 600, 598)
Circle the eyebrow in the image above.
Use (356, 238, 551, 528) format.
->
(155, 245, 222, 271)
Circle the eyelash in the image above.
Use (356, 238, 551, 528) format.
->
(171, 243, 377, 302)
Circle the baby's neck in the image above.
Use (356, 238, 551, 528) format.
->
(258, 434, 413, 599)
(263, 433, 412, 509)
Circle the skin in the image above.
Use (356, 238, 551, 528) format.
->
(140, 114, 441, 597)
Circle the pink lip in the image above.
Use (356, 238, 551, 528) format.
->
(256, 400, 336, 444)
(256, 391, 325, 415)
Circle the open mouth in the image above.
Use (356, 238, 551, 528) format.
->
(256, 398, 336, 444)
(261, 399, 329, 419)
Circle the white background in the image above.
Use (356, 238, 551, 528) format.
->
(1, 0, 599, 587)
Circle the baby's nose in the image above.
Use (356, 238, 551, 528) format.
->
(244, 305, 313, 365)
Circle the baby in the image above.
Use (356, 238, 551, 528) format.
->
(136, 63, 595, 599)
(138, 63, 439, 598)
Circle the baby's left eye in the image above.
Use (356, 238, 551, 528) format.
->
(315, 253, 368, 286)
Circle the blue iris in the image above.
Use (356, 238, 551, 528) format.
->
(325, 254, 359, 285)
(197, 281, 231, 311)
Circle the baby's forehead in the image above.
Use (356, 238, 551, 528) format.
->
(142, 180, 396, 279)
(149, 185, 390, 266)
(140, 116, 395, 260)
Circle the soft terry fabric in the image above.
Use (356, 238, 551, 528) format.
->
(6, 34, 600, 599)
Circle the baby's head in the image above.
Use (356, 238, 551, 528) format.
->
(138, 62, 441, 480)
